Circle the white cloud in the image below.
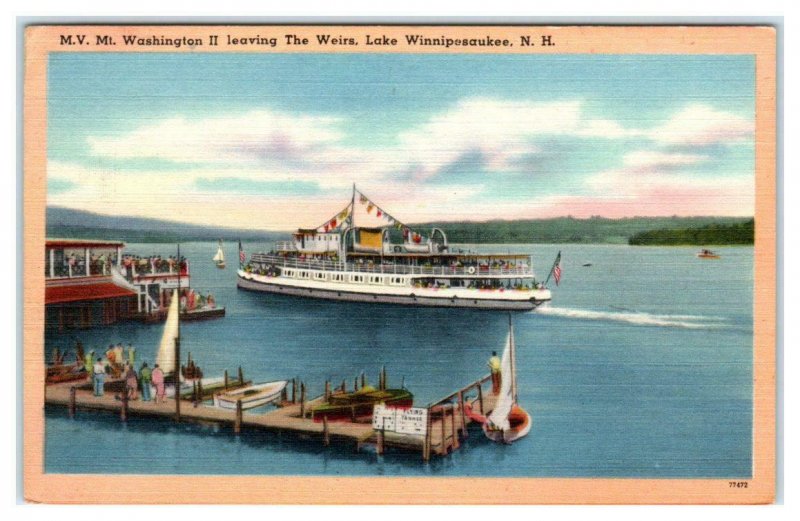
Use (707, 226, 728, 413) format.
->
(88, 109, 345, 165)
(622, 150, 708, 170)
(648, 104, 754, 146)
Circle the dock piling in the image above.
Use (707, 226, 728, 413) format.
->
(377, 427, 385, 455)
(224, 369, 229, 389)
(238, 366, 244, 386)
(322, 416, 330, 446)
(299, 381, 306, 418)
(121, 390, 128, 422)
(382, 366, 387, 390)
(423, 405, 432, 462)
(458, 390, 468, 439)
(477, 384, 484, 415)
(325, 380, 331, 401)
(234, 399, 242, 434)
(197, 379, 204, 402)
(68, 386, 76, 418)
(291, 378, 297, 403)
(440, 407, 447, 453)
(451, 405, 459, 450)
(361, 371, 366, 389)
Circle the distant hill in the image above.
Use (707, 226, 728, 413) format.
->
(46, 207, 754, 245)
(46, 207, 284, 243)
(628, 219, 754, 246)
(412, 216, 753, 244)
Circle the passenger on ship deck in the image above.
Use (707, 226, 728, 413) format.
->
(127, 344, 136, 365)
(488, 351, 502, 393)
(93, 358, 105, 396)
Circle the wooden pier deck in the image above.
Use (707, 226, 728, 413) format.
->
(45, 372, 498, 461)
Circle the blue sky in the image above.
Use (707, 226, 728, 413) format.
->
(47, 53, 755, 229)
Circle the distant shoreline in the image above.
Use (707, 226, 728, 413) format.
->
(46, 206, 754, 245)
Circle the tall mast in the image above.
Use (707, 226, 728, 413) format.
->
(509, 313, 517, 404)
(175, 243, 181, 421)
(351, 183, 356, 230)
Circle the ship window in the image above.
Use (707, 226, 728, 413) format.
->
(351, 274, 364, 283)
(314, 272, 326, 281)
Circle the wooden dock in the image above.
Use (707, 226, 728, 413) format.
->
(45, 371, 497, 461)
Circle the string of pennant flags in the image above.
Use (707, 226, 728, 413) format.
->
(357, 190, 425, 243)
(310, 189, 425, 243)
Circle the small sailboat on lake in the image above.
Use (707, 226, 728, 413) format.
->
(466, 315, 531, 444)
(213, 240, 226, 269)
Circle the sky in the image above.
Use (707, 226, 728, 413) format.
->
(47, 53, 756, 230)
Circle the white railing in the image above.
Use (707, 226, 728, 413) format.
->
(275, 241, 297, 252)
(248, 253, 534, 277)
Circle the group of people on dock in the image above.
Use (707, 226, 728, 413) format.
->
(121, 254, 188, 279)
(91, 357, 168, 404)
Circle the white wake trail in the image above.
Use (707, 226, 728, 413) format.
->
(534, 306, 727, 329)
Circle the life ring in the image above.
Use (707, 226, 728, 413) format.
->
(467, 266, 476, 275)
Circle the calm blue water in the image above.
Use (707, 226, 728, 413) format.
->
(44, 242, 753, 477)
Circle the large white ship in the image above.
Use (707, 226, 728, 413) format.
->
(237, 186, 557, 310)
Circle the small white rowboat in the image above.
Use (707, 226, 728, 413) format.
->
(213, 380, 288, 410)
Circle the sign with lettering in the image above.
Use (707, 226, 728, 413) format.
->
(373, 405, 427, 436)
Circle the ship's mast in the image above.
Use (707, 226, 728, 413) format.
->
(348, 183, 356, 262)
(509, 313, 517, 404)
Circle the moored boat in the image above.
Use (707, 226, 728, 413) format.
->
(310, 385, 413, 422)
(213, 380, 288, 410)
(696, 249, 721, 259)
(465, 315, 532, 444)
(237, 185, 557, 311)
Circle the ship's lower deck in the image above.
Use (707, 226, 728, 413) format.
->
(237, 271, 550, 310)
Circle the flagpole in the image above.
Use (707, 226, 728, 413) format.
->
(544, 250, 562, 286)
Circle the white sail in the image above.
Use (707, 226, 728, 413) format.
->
(155, 289, 180, 376)
(487, 332, 513, 431)
(213, 244, 225, 262)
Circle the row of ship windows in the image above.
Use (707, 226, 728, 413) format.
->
(282, 269, 407, 286)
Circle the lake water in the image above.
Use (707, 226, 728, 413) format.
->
(44, 242, 753, 477)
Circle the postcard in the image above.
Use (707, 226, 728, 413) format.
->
(22, 24, 777, 504)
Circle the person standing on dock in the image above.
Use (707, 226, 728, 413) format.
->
(488, 351, 502, 394)
(93, 357, 105, 396)
(139, 363, 152, 402)
(152, 364, 165, 403)
(125, 363, 139, 400)
(84, 350, 94, 376)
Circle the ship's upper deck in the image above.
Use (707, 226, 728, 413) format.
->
(249, 252, 535, 278)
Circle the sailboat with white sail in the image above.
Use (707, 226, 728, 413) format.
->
(213, 240, 226, 269)
(155, 289, 224, 398)
(466, 315, 532, 444)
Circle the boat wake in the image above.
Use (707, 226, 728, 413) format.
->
(534, 306, 728, 329)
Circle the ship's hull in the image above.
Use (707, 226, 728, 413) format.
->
(237, 272, 549, 311)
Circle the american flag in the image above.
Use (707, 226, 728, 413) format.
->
(239, 240, 245, 265)
(550, 251, 562, 286)
(553, 262, 562, 286)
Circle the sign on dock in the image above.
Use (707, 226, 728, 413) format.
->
(373, 405, 428, 436)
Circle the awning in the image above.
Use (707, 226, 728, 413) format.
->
(46, 282, 137, 305)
